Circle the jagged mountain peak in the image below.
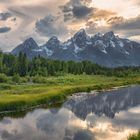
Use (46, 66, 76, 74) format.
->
(73, 29, 87, 40)
(48, 36, 59, 41)
(24, 37, 35, 43)
(46, 36, 60, 45)
(72, 29, 91, 48)
(22, 37, 38, 49)
(11, 37, 39, 56)
(11, 29, 140, 67)
(44, 36, 61, 50)
(103, 31, 115, 39)
(75, 28, 86, 35)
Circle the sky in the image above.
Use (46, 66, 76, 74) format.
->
(0, 0, 140, 51)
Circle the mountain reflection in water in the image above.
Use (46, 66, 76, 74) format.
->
(0, 86, 140, 140)
(64, 85, 140, 120)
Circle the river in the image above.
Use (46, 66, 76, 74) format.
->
(0, 85, 140, 140)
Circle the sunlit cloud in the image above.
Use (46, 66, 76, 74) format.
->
(0, 0, 140, 51)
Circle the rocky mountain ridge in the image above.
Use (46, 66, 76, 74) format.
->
(11, 29, 140, 67)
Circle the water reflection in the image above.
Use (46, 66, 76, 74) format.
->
(64, 86, 140, 119)
(0, 86, 140, 140)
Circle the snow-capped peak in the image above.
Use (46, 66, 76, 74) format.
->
(73, 29, 87, 40)
(45, 36, 61, 50)
(103, 31, 115, 40)
(47, 36, 60, 44)
(11, 29, 140, 67)
(75, 29, 86, 35)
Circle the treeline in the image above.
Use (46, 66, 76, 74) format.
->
(0, 51, 140, 77)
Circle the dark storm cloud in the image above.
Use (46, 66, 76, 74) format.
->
(0, 12, 12, 21)
(0, 27, 11, 33)
(73, 130, 93, 140)
(72, 5, 93, 18)
(35, 15, 68, 37)
(60, 0, 93, 21)
(112, 16, 140, 30)
(64, 129, 94, 140)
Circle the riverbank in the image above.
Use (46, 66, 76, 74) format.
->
(128, 131, 140, 140)
(0, 74, 140, 113)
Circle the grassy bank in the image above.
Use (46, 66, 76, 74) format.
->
(128, 131, 140, 140)
(0, 74, 140, 113)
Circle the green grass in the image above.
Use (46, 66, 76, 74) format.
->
(128, 131, 140, 140)
(0, 74, 140, 112)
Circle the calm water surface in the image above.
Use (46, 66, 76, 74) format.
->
(0, 85, 140, 140)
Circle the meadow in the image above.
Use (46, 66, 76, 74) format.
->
(0, 74, 140, 113)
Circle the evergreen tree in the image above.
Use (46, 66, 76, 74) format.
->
(18, 52, 28, 76)
(0, 50, 3, 73)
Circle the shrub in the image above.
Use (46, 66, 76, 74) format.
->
(0, 84, 12, 90)
(12, 74, 20, 83)
(32, 76, 47, 83)
(20, 77, 28, 83)
(0, 74, 8, 83)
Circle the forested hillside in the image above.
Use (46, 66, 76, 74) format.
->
(0, 51, 140, 78)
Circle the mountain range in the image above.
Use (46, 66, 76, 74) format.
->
(11, 29, 140, 67)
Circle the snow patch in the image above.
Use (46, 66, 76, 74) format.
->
(126, 40, 131, 43)
(62, 45, 68, 50)
(62, 41, 72, 50)
(33, 49, 43, 52)
(95, 40, 107, 48)
(110, 41, 116, 48)
(101, 49, 107, 54)
(74, 44, 84, 54)
(125, 51, 130, 55)
(118, 41, 124, 47)
(95, 40, 103, 45)
(86, 41, 92, 45)
(44, 47, 53, 56)
(65, 41, 72, 46)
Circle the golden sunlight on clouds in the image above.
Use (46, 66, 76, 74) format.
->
(129, 35, 140, 42)
(0, 0, 140, 51)
(68, 22, 86, 33)
(92, 0, 140, 18)
(13, 0, 49, 5)
(69, 113, 138, 140)
(96, 20, 107, 27)
(0, 4, 6, 12)
(13, 0, 68, 6)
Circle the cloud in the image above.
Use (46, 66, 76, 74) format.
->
(35, 15, 68, 37)
(72, 5, 93, 18)
(60, 0, 94, 21)
(0, 12, 12, 20)
(0, 0, 140, 51)
(93, 10, 116, 20)
(112, 16, 140, 31)
(85, 14, 140, 39)
(107, 16, 124, 25)
(73, 130, 93, 140)
(1, 130, 13, 139)
(0, 27, 11, 33)
(107, 15, 140, 37)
